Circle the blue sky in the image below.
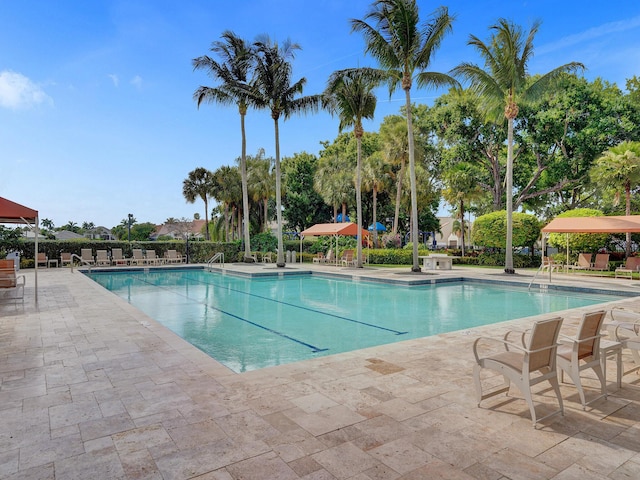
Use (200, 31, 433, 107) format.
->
(1, 0, 639, 229)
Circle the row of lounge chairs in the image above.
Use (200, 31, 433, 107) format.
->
(473, 307, 640, 427)
(312, 249, 357, 266)
(57, 249, 186, 267)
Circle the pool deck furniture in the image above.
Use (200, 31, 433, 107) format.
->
(607, 308, 640, 378)
(47, 259, 58, 268)
(36, 252, 48, 268)
(80, 248, 95, 266)
(111, 248, 129, 266)
(556, 310, 607, 409)
(419, 254, 452, 270)
(130, 249, 145, 266)
(591, 253, 610, 271)
(340, 249, 355, 267)
(312, 252, 326, 264)
(566, 252, 593, 273)
(0, 258, 25, 302)
(615, 256, 640, 279)
(473, 316, 565, 427)
(262, 252, 272, 263)
(60, 252, 72, 267)
(541, 256, 561, 273)
(95, 250, 111, 267)
(599, 339, 623, 391)
(164, 249, 184, 264)
(145, 250, 161, 265)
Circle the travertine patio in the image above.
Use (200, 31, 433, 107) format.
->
(1, 264, 640, 479)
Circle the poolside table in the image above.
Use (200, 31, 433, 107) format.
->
(419, 254, 452, 270)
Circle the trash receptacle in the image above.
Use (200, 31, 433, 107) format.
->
(285, 251, 291, 263)
(6, 251, 19, 271)
(291, 251, 296, 263)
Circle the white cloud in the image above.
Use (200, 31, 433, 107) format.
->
(108, 74, 119, 87)
(0, 70, 53, 109)
(130, 75, 143, 89)
(538, 15, 640, 55)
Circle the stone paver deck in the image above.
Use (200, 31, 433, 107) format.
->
(1, 263, 640, 479)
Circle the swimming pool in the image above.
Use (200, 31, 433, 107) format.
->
(88, 269, 625, 372)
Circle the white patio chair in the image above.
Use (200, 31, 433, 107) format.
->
(556, 310, 607, 409)
(473, 316, 564, 427)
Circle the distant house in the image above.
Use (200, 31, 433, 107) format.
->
(55, 230, 84, 240)
(150, 219, 206, 240)
(434, 217, 473, 249)
(85, 226, 116, 240)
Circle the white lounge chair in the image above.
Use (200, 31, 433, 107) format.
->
(111, 248, 128, 266)
(145, 250, 161, 265)
(556, 310, 607, 408)
(96, 250, 111, 266)
(473, 316, 564, 427)
(81, 249, 95, 266)
(130, 249, 145, 266)
(164, 249, 184, 264)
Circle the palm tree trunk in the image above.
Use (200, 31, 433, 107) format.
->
(274, 118, 285, 267)
(392, 159, 405, 235)
(356, 134, 363, 268)
(240, 110, 252, 261)
(204, 198, 209, 241)
(372, 186, 378, 248)
(626, 181, 632, 258)
(405, 88, 420, 272)
(460, 199, 465, 257)
(505, 118, 515, 274)
(263, 198, 269, 233)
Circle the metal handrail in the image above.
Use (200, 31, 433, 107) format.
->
(207, 252, 224, 269)
(70, 253, 93, 273)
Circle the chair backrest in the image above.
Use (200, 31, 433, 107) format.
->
(594, 253, 609, 269)
(326, 249, 334, 261)
(0, 259, 17, 287)
(167, 249, 177, 258)
(132, 249, 143, 259)
(575, 310, 607, 359)
(96, 250, 108, 258)
(112, 248, 123, 259)
(61, 252, 71, 261)
(626, 257, 640, 271)
(146, 250, 156, 259)
(526, 317, 563, 372)
(578, 253, 592, 268)
(81, 248, 93, 259)
(37, 252, 46, 261)
(342, 249, 353, 259)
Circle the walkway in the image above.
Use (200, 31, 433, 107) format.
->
(1, 264, 640, 479)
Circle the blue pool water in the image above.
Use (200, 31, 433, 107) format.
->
(88, 269, 624, 372)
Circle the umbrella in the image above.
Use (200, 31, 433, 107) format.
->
(336, 213, 350, 222)
(368, 221, 386, 232)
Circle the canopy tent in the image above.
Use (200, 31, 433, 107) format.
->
(368, 221, 387, 232)
(541, 215, 640, 269)
(542, 215, 640, 233)
(0, 197, 39, 302)
(300, 222, 370, 265)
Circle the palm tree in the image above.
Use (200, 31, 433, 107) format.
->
(193, 31, 255, 259)
(591, 141, 640, 257)
(247, 149, 274, 233)
(247, 36, 323, 267)
(379, 115, 408, 236)
(182, 167, 216, 240)
(325, 69, 379, 267)
(315, 153, 353, 223)
(452, 18, 584, 273)
(352, 0, 458, 271)
(362, 150, 393, 247)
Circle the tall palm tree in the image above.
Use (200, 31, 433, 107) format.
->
(379, 115, 408, 236)
(352, 0, 458, 271)
(247, 149, 274, 233)
(325, 69, 379, 267)
(452, 18, 584, 273)
(182, 167, 216, 240)
(193, 31, 255, 259)
(591, 141, 640, 257)
(247, 36, 323, 267)
(362, 150, 393, 247)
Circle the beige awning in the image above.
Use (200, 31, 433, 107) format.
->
(300, 222, 369, 237)
(542, 215, 640, 233)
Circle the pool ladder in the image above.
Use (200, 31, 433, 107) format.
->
(207, 252, 224, 270)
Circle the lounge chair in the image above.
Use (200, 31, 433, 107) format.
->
(145, 250, 161, 265)
(80, 249, 95, 266)
(36, 252, 48, 268)
(164, 249, 184, 264)
(541, 256, 560, 273)
(568, 253, 593, 272)
(556, 310, 607, 408)
(0, 259, 25, 302)
(60, 252, 72, 267)
(473, 316, 564, 427)
(130, 249, 145, 265)
(262, 252, 273, 263)
(111, 248, 128, 266)
(325, 249, 334, 265)
(312, 252, 326, 264)
(95, 250, 111, 266)
(591, 253, 610, 271)
(340, 249, 355, 267)
(615, 256, 640, 279)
